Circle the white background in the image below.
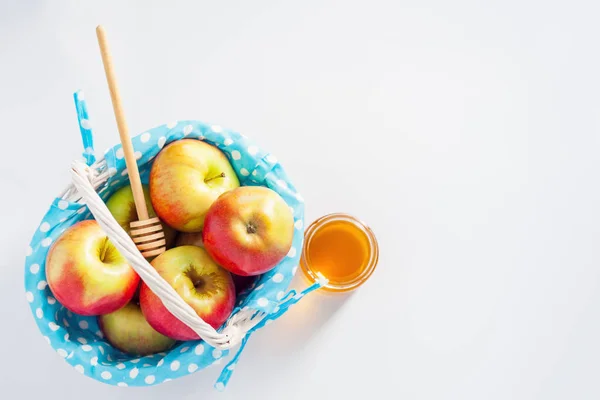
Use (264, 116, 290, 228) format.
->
(2, 1, 600, 399)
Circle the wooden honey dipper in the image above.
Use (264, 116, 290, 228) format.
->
(96, 25, 166, 259)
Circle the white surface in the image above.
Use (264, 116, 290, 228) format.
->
(2, 1, 600, 399)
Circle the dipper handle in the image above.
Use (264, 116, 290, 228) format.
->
(96, 25, 149, 221)
(95, 25, 165, 259)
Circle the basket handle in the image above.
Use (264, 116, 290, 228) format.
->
(70, 160, 255, 349)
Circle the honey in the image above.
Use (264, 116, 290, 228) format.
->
(300, 213, 378, 292)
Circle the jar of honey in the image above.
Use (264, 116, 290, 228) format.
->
(299, 213, 379, 293)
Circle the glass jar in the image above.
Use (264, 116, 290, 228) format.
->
(299, 213, 379, 293)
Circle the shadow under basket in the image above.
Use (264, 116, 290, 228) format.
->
(24, 91, 322, 391)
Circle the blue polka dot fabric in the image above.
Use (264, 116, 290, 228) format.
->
(24, 91, 322, 390)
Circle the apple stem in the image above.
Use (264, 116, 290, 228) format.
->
(99, 237, 110, 262)
(205, 172, 225, 183)
(247, 223, 257, 234)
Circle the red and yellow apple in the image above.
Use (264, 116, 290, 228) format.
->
(174, 231, 254, 294)
(139, 245, 236, 341)
(203, 186, 294, 276)
(106, 184, 176, 248)
(46, 220, 139, 315)
(98, 301, 176, 356)
(149, 139, 240, 232)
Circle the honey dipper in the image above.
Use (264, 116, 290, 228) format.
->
(96, 25, 166, 259)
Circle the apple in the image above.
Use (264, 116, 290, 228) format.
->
(106, 184, 176, 249)
(46, 220, 139, 316)
(174, 232, 254, 294)
(203, 186, 294, 276)
(174, 231, 254, 294)
(149, 139, 240, 232)
(98, 301, 176, 356)
(139, 245, 236, 341)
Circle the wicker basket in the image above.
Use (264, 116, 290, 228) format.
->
(24, 91, 323, 390)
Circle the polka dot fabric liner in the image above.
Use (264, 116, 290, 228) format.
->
(24, 91, 322, 390)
